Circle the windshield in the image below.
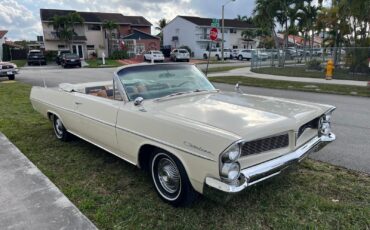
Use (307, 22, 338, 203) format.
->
(117, 64, 215, 101)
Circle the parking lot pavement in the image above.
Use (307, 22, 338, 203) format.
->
(12, 67, 370, 174)
(0, 132, 97, 230)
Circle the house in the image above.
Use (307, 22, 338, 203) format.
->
(162, 16, 255, 58)
(0, 30, 8, 61)
(40, 9, 160, 58)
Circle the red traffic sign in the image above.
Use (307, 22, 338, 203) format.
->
(210, 27, 218, 41)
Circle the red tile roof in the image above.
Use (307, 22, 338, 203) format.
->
(0, 30, 8, 39)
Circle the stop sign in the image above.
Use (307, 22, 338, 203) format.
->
(210, 27, 218, 41)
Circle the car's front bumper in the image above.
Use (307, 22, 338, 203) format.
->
(0, 69, 18, 76)
(204, 133, 335, 197)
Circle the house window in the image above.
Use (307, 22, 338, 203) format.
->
(88, 24, 101, 31)
(87, 45, 95, 50)
(230, 28, 237, 33)
(175, 28, 180, 34)
(111, 33, 117, 39)
(57, 45, 65, 49)
(233, 45, 238, 49)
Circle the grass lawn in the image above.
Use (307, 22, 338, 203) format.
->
(0, 82, 369, 229)
(252, 66, 370, 81)
(210, 76, 370, 97)
(200, 65, 247, 74)
(85, 59, 124, 68)
(10, 59, 27, 67)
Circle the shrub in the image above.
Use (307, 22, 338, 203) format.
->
(306, 59, 322, 71)
(44, 50, 58, 61)
(110, 50, 128, 60)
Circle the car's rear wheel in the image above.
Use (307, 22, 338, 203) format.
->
(203, 54, 208, 59)
(216, 55, 220, 60)
(238, 55, 243, 61)
(151, 150, 197, 207)
(52, 115, 70, 141)
(8, 75, 15, 80)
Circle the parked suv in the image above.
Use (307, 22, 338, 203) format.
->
(60, 53, 81, 68)
(56, 50, 71, 65)
(27, 50, 46, 65)
(202, 48, 231, 60)
(170, 49, 190, 62)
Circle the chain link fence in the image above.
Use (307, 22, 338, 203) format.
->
(250, 47, 370, 80)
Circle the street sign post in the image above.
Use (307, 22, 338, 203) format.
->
(211, 18, 220, 27)
(205, 27, 218, 76)
(209, 27, 218, 41)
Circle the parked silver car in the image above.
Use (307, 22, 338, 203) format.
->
(170, 49, 190, 62)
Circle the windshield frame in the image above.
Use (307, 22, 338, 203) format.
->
(114, 63, 216, 102)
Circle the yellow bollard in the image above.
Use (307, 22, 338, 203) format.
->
(325, 59, 334, 80)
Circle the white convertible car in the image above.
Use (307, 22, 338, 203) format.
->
(30, 63, 336, 206)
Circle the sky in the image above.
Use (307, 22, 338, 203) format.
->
(0, 0, 255, 41)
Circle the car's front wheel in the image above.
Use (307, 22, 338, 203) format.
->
(52, 115, 70, 141)
(151, 151, 197, 207)
(8, 75, 15, 80)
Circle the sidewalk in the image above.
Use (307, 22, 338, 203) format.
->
(208, 67, 368, 87)
(0, 132, 97, 230)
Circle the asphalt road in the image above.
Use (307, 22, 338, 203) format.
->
(8, 66, 370, 174)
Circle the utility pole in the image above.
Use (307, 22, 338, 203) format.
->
(221, 0, 236, 62)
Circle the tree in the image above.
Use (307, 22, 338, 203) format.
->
(241, 29, 257, 48)
(67, 12, 84, 50)
(253, 0, 280, 49)
(48, 13, 84, 51)
(235, 15, 247, 21)
(155, 18, 167, 31)
(103, 20, 119, 56)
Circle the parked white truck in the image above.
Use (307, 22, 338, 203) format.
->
(202, 48, 231, 60)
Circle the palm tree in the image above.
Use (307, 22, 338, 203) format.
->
(48, 13, 84, 51)
(67, 12, 84, 51)
(155, 18, 167, 31)
(235, 15, 247, 21)
(103, 20, 119, 56)
(253, 0, 280, 48)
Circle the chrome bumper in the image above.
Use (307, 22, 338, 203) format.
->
(204, 133, 335, 195)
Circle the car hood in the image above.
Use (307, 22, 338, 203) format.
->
(0, 62, 16, 66)
(149, 92, 332, 140)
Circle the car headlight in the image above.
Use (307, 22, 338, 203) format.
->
(220, 142, 242, 181)
(221, 162, 240, 181)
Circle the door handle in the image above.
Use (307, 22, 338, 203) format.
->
(75, 101, 83, 105)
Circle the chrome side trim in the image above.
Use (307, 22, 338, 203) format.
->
(67, 130, 137, 166)
(33, 98, 215, 162)
(205, 132, 335, 193)
(116, 125, 216, 162)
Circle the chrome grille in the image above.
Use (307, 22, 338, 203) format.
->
(241, 133, 289, 157)
(1, 65, 13, 69)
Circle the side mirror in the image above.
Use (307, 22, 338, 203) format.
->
(134, 97, 144, 106)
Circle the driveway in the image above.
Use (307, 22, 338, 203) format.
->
(12, 67, 370, 174)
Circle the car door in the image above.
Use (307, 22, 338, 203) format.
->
(74, 92, 121, 153)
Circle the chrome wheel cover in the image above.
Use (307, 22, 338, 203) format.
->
(54, 118, 64, 137)
(157, 158, 180, 193)
(151, 153, 182, 201)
